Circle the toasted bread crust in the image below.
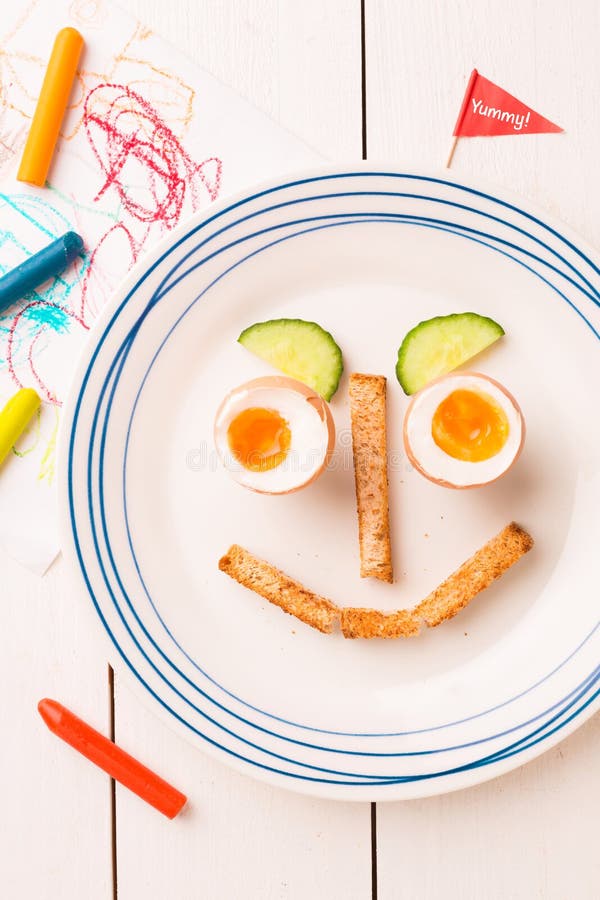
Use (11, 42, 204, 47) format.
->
(218, 544, 340, 634)
(414, 522, 534, 628)
(341, 607, 421, 639)
(219, 523, 533, 639)
(349, 373, 393, 583)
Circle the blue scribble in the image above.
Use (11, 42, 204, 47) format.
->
(21, 302, 71, 333)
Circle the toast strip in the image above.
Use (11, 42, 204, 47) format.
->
(349, 373, 393, 583)
(218, 544, 340, 634)
(414, 522, 534, 628)
(341, 607, 420, 639)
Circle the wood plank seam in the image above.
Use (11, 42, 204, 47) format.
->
(108, 665, 118, 900)
(360, 6, 378, 898)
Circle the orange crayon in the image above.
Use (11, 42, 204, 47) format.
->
(17, 28, 84, 187)
(38, 698, 187, 819)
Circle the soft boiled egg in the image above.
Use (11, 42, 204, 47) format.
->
(403, 372, 525, 489)
(214, 375, 335, 494)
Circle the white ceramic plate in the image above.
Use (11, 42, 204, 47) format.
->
(60, 167, 600, 800)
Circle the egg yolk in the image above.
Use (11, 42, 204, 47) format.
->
(227, 407, 291, 472)
(431, 389, 509, 462)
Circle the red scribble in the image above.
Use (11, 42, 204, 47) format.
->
(2, 80, 223, 410)
(79, 222, 140, 323)
(83, 83, 222, 228)
(6, 301, 89, 406)
(27, 331, 58, 405)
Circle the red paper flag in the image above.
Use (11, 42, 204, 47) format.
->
(453, 69, 563, 138)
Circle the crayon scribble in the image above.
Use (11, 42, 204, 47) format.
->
(11, 408, 40, 458)
(83, 83, 222, 229)
(0, 4, 224, 489)
(7, 300, 88, 404)
(78, 80, 222, 320)
(68, 0, 108, 29)
(106, 24, 197, 140)
(11, 401, 60, 485)
(79, 222, 139, 322)
(0, 193, 90, 409)
(37, 405, 60, 483)
(1, 21, 198, 146)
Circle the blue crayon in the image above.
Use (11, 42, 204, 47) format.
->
(0, 231, 83, 312)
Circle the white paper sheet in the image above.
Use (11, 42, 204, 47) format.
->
(0, 0, 321, 574)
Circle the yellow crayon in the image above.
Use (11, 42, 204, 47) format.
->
(17, 27, 84, 187)
(0, 389, 41, 467)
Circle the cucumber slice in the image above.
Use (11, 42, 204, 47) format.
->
(238, 318, 343, 400)
(396, 313, 505, 395)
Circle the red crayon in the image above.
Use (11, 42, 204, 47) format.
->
(38, 698, 187, 819)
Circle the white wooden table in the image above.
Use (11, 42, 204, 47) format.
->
(4, 2, 600, 897)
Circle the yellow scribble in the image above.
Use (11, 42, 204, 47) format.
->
(9, 401, 59, 486)
(11, 404, 41, 457)
(37, 405, 59, 485)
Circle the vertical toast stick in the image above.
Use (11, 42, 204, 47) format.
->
(349, 373, 393, 582)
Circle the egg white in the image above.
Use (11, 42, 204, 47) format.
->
(405, 374, 524, 488)
(215, 385, 331, 493)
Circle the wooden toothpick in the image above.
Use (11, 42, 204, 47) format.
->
(445, 135, 459, 168)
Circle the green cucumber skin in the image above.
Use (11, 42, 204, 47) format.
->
(238, 318, 343, 401)
(396, 313, 505, 395)
(238, 318, 341, 347)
